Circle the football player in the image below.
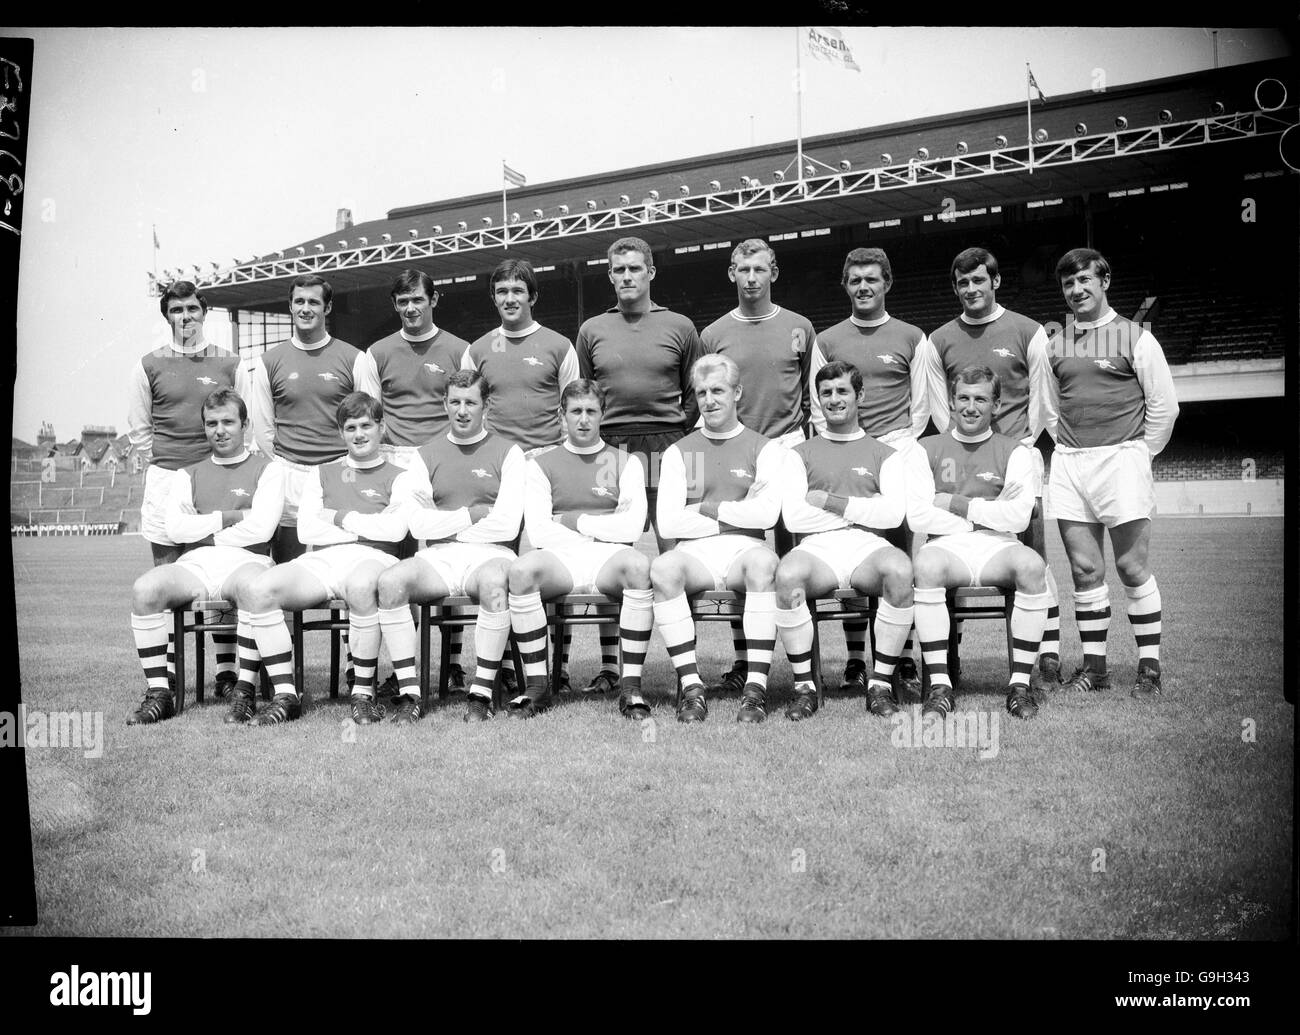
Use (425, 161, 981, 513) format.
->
(1039, 248, 1179, 698)
(127, 389, 283, 725)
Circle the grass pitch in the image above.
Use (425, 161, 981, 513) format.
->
(6, 518, 1292, 938)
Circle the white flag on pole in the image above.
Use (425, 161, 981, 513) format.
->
(804, 26, 861, 73)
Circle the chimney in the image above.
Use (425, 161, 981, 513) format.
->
(336, 207, 353, 231)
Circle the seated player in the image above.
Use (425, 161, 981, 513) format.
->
(906, 365, 1052, 720)
(374, 369, 525, 724)
(651, 353, 788, 723)
(776, 362, 915, 721)
(127, 389, 284, 725)
(505, 379, 653, 719)
(241, 392, 419, 725)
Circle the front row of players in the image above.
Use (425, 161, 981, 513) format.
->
(129, 357, 1054, 727)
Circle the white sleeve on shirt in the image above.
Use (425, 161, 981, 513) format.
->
(909, 337, 934, 439)
(716, 439, 786, 531)
(656, 444, 720, 540)
(339, 469, 416, 543)
(780, 450, 847, 535)
(126, 359, 154, 459)
(215, 461, 286, 548)
(1026, 325, 1051, 445)
(460, 445, 526, 544)
(247, 356, 277, 460)
(577, 454, 647, 544)
(296, 466, 351, 547)
(1132, 329, 1180, 457)
(353, 350, 381, 402)
(966, 444, 1038, 534)
(924, 339, 952, 434)
(523, 459, 587, 552)
(557, 346, 581, 392)
(403, 452, 472, 542)
(163, 469, 221, 544)
(1035, 335, 1061, 444)
(903, 444, 970, 537)
(460, 348, 478, 371)
(806, 339, 830, 436)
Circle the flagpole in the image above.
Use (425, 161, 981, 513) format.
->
(1025, 63, 1034, 175)
(795, 27, 804, 194)
(500, 159, 508, 251)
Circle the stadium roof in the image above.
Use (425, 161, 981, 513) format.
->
(181, 57, 1296, 310)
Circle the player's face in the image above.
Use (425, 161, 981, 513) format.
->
(953, 264, 1000, 320)
(561, 394, 603, 449)
(1060, 262, 1111, 322)
(729, 250, 777, 306)
(695, 369, 741, 432)
(608, 250, 654, 308)
(291, 285, 332, 341)
(817, 374, 862, 431)
(493, 278, 535, 331)
(844, 264, 888, 321)
(950, 379, 997, 436)
(202, 402, 246, 460)
(166, 295, 206, 347)
(393, 288, 435, 336)
(340, 413, 383, 462)
(445, 383, 486, 440)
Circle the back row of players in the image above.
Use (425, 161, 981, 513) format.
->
(127, 235, 1178, 726)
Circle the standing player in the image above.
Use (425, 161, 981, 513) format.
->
(246, 275, 380, 562)
(923, 246, 1061, 693)
(575, 236, 704, 693)
(241, 393, 419, 725)
(1039, 248, 1179, 699)
(907, 366, 1053, 720)
(776, 361, 915, 720)
(504, 379, 654, 719)
(651, 354, 787, 723)
(360, 269, 472, 692)
(463, 258, 580, 695)
(126, 389, 283, 725)
(127, 280, 244, 697)
(807, 247, 932, 700)
(373, 370, 525, 724)
(699, 238, 816, 697)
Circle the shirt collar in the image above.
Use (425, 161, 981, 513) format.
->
(170, 336, 210, 356)
(849, 312, 890, 329)
(564, 438, 605, 455)
(344, 455, 386, 470)
(701, 423, 745, 441)
(729, 306, 781, 323)
(499, 322, 540, 339)
(212, 449, 249, 466)
(291, 334, 332, 351)
(401, 324, 439, 343)
(446, 427, 488, 446)
(1071, 309, 1117, 331)
(951, 427, 993, 444)
(822, 428, 866, 442)
(959, 304, 1005, 327)
(604, 304, 667, 315)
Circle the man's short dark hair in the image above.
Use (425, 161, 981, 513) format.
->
(289, 274, 333, 308)
(446, 367, 490, 403)
(951, 247, 999, 285)
(159, 281, 208, 319)
(1055, 247, 1111, 283)
(815, 359, 863, 396)
(560, 378, 606, 412)
(201, 387, 247, 424)
(335, 391, 382, 429)
(490, 258, 539, 300)
(607, 236, 653, 267)
(951, 364, 1001, 400)
(389, 269, 436, 303)
(841, 247, 892, 287)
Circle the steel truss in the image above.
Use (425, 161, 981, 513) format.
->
(152, 107, 1297, 296)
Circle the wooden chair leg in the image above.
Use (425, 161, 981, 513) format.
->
(549, 608, 564, 695)
(810, 614, 824, 708)
(329, 607, 342, 699)
(438, 622, 451, 700)
(292, 611, 305, 700)
(1004, 595, 1017, 681)
(419, 605, 432, 711)
(172, 609, 187, 715)
(945, 592, 959, 690)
